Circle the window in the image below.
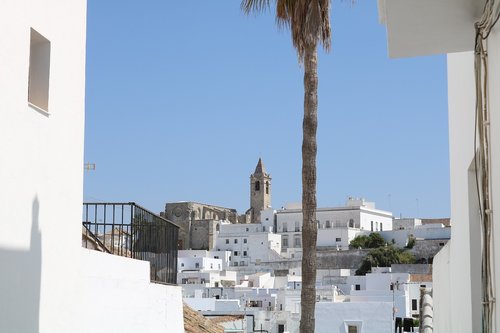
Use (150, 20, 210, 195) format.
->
(234, 239, 238, 244)
(243, 251, 247, 257)
(371, 221, 373, 231)
(295, 221, 300, 232)
(255, 181, 260, 191)
(28, 28, 51, 112)
(325, 220, 331, 228)
(181, 263, 184, 267)
(412, 299, 418, 311)
(282, 236, 288, 247)
(336, 237, 341, 242)
(420, 284, 426, 288)
(210, 263, 213, 269)
(266, 181, 270, 194)
(283, 222, 288, 232)
(355, 284, 360, 291)
(376, 222, 379, 231)
(347, 325, 358, 333)
(234, 251, 239, 256)
(380, 223, 383, 231)
(240, 261, 245, 266)
(214, 256, 219, 259)
(294, 236, 301, 248)
(226, 239, 229, 244)
(349, 219, 354, 228)
(244, 238, 247, 244)
(246, 227, 249, 232)
(195, 263, 199, 268)
(234, 262, 239, 267)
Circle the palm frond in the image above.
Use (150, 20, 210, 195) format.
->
(241, 0, 272, 14)
(241, 0, 331, 60)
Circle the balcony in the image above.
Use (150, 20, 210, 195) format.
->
(82, 202, 179, 284)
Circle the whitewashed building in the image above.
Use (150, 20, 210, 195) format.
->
(0, 1, 184, 332)
(177, 250, 239, 287)
(378, 0, 499, 332)
(214, 222, 282, 267)
(276, 198, 393, 254)
(380, 220, 451, 248)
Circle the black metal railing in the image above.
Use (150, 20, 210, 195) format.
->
(82, 202, 178, 284)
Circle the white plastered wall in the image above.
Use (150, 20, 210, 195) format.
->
(484, 20, 500, 330)
(81, 250, 185, 333)
(437, 50, 482, 333)
(0, 0, 87, 331)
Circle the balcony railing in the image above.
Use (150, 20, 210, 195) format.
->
(82, 202, 179, 284)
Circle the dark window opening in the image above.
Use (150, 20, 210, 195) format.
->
(255, 181, 260, 191)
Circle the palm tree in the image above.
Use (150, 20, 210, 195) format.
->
(241, 1, 331, 332)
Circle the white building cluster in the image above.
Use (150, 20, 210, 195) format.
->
(174, 187, 444, 332)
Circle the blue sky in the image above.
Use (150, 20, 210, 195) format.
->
(84, 0, 450, 218)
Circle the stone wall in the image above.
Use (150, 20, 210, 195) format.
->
(164, 202, 238, 250)
(411, 239, 449, 263)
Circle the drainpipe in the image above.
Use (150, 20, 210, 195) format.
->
(420, 288, 433, 333)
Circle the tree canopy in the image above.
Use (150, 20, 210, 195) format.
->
(349, 233, 386, 249)
(355, 245, 416, 275)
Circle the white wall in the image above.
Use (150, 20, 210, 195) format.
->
(392, 218, 422, 230)
(317, 228, 360, 249)
(179, 250, 231, 269)
(276, 204, 392, 251)
(81, 250, 184, 333)
(0, 1, 86, 332)
(433, 242, 451, 333)
(431, 15, 500, 333)
(485, 21, 500, 331)
(380, 227, 450, 248)
(444, 50, 482, 333)
(178, 257, 222, 271)
(215, 226, 281, 266)
(315, 302, 392, 333)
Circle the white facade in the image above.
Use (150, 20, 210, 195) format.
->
(215, 223, 282, 266)
(0, 2, 184, 332)
(378, 1, 495, 332)
(276, 198, 393, 252)
(82, 250, 184, 333)
(0, 1, 87, 331)
(315, 302, 393, 333)
(178, 256, 223, 272)
(392, 218, 423, 230)
(179, 249, 232, 269)
(380, 224, 451, 248)
(177, 250, 238, 287)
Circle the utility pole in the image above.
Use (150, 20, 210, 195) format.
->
(84, 162, 96, 171)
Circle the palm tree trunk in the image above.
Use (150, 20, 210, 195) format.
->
(300, 42, 318, 333)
